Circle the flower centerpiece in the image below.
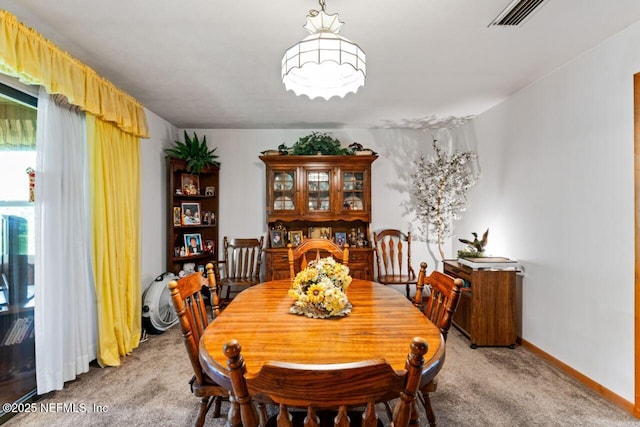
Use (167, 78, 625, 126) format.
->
(288, 257, 353, 319)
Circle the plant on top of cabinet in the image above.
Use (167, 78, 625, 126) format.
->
(164, 131, 220, 174)
(286, 132, 350, 155)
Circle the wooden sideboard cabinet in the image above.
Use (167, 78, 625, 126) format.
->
(265, 247, 373, 281)
(443, 260, 518, 348)
(260, 155, 377, 281)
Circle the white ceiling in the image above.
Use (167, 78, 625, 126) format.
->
(1, 0, 640, 129)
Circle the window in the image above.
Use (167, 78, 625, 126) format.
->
(0, 82, 37, 307)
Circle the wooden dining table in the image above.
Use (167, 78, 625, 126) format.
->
(199, 278, 446, 393)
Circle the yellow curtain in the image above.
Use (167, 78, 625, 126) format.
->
(0, 10, 149, 138)
(87, 114, 141, 367)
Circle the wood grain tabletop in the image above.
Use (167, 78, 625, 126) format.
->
(199, 279, 445, 389)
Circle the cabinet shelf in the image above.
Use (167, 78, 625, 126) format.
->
(171, 253, 215, 262)
(173, 194, 215, 200)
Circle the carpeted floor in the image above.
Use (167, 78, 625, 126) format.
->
(4, 326, 639, 427)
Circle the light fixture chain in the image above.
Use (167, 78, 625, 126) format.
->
(318, 0, 326, 12)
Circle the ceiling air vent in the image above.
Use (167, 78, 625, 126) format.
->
(489, 0, 548, 27)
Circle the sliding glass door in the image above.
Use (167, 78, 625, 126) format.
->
(0, 82, 37, 421)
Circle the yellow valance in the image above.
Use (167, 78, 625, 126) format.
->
(0, 10, 149, 138)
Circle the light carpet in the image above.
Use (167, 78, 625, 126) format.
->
(4, 326, 639, 426)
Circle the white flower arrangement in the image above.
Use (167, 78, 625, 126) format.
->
(288, 257, 352, 319)
(411, 138, 479, 260)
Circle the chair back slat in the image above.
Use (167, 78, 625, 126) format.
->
(224, 237, 264, 282)
(373, 229, 416, 297)
(413, 262, 463, 340)
(374, 229, 412, 279)
(223, 337, 427, 427)
(168, 263, 223, 390)
(288, 239, 349, 279)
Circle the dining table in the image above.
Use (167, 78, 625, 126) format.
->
(198, 278, 446, 394)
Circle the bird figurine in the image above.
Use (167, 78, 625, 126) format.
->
(458, 228, 489, 254)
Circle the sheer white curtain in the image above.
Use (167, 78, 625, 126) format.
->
(34, 87, 97, 394)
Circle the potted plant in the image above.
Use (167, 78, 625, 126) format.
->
(410, 138, 478, 260)
(164, 131, 220, 174)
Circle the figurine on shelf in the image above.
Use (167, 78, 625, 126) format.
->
(179, 247, 186, 257)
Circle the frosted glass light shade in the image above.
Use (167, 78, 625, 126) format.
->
(281, 10, 366, 100)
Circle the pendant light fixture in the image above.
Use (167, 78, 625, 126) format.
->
(281, 0, 366, 100)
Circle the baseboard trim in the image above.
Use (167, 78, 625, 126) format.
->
(520, 338, 636, 417)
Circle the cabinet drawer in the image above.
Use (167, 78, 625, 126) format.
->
(348, 250, 371, 264)
(443, 261, 471, 281)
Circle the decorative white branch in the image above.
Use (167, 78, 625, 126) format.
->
(410, 137, 479, 260)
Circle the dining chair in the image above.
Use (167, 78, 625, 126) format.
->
(222, 336, 428, 427)
(168, 263, 227, 427)
(287, 238, 349, 279)
(372, 229, 417, 298)
(412, 261, 464, 426)
(218, 236, 264, 303)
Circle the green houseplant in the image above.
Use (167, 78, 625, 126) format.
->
(164, 131, 220, 173)
(282, 132, 351, 155)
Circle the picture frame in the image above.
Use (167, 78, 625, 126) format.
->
(308, 226, 332, 239)
(204, 240, 215, 253)
(202, 211, 210, 225)
(335, 232, 347, 247)
(173, 207, 182, 226)
(184, 233, 203, 255)
(181, 202, 201, 225)
(181, 173, 200, 195)
(204, 186, 216, 197)
(270, 230, 285, 248)
(289, 230, 303, 247)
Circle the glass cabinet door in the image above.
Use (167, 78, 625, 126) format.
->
(272, 171, 296, 211)
(307, 170, 331, 212)
(342, 171, 365, 211)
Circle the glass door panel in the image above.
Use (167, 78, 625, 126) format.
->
(342, 171, 364, 211)
(307, 170, 330, 212)
(272, 171, 296, 211)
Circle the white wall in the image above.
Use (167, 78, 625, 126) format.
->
(456, 21, 640, 402)
(140, 110, 178, 291)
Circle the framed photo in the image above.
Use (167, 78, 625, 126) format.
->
(205, 186, 216, 197)
(204, 240, 215, 253)
(289, 230, 303, 247)
(270, 230, 285, 248)
(335, 232, 347, 247)
(181, 173, 200, 195)
(173, 207, 182, 226)
(184, 233, 203, 255)
(308, 226, 332, 239)
(181, 202, 201, 225)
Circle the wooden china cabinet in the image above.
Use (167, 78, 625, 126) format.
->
(260, 154, 377, 281)
(166, 158, 219, 275)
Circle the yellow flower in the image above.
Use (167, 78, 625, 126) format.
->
(306, 284, 325, 303)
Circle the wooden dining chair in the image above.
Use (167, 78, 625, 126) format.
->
(223, 336, 428, 427)
(218, 236, 264, 303)
(372, 229, 417, 298)
(287, 238, 349, 279)
(412, 261, 464, 426)
(168, 263, 227, 427)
